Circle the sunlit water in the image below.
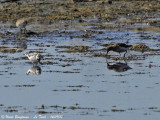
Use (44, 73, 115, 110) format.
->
(1, 27, 160, 120)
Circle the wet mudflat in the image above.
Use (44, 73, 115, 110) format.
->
(1, 0, 160, 120)
(1, 24, 160, 120)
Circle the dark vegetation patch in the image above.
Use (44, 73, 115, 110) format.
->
(14, 85, 35, 87)
(52, 89, 80, 91)
(67, 85, 89, 88)
(111, 109, 125, 112)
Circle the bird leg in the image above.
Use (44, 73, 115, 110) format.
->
(106, 51, 109, 56)
(24, 28, 27, 34)
(127, 49, 131, 56)
(123, 51, 127, 57)
(32, 62, 35, 67)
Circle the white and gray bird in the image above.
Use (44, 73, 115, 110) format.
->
(26, 66, 41, 75)
(16, 18, 28, 34)
(25, 52, 42, 65)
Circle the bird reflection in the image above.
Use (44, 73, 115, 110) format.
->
(16, 41, 27, 50)
(26, 66, 41, 75)
(106, 61, 132, 72)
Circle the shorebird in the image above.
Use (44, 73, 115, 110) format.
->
(25, 52, 42, 65)
(106, 43, 132, 57)
(26, 66, 41, 75)
(16, 18, 28, 34)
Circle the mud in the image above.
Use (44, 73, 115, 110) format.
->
(0, 0, 160, 31)
(1, 0, 160, 120)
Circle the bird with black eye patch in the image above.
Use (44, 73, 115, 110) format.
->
(106, 43, 132, 57)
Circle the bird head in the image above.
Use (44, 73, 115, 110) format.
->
(25, 71, 30, 75)
(25, 53, 30, 58)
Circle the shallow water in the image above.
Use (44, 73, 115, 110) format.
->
(1, 24, 160, 120)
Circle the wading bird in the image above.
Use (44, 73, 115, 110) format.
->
(25, 52, 42, 65)
(106, 43, 132, 57)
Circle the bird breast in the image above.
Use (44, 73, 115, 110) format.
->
(29, 56, 38, 62)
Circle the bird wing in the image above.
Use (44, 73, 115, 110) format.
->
(117, 43, 131, 48)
